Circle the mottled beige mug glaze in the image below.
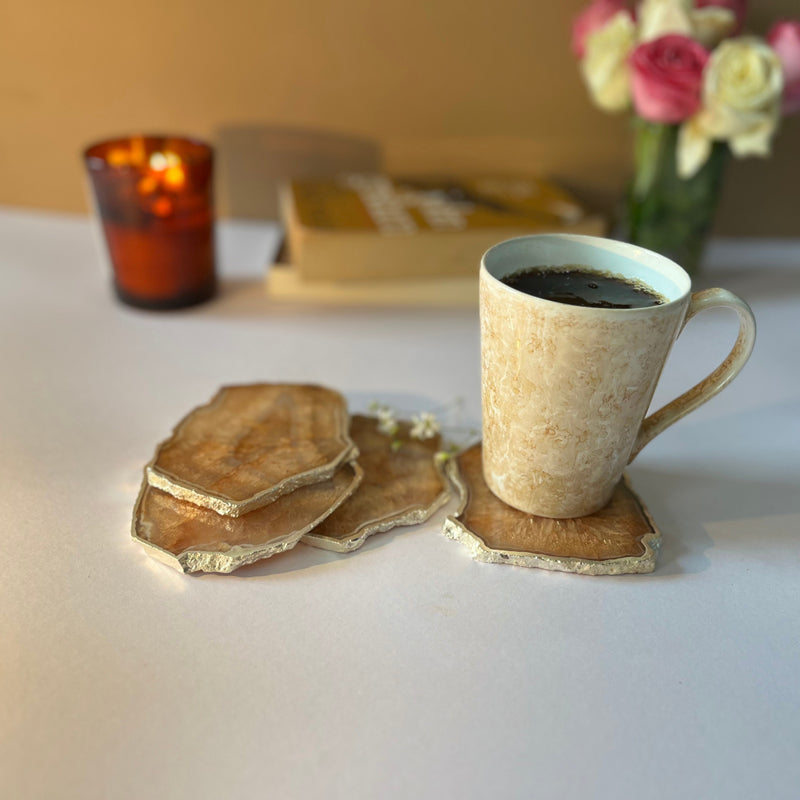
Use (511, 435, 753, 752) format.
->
(480, 234, 756, 518)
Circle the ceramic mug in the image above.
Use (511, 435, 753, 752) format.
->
(480, 234, 756, 519)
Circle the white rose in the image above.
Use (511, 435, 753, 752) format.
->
(678, 37, 785, 178)
(638, 0, 692, 42)
(581, 11, 636, 112)
(690, 7, 738, 49)
(638, 0, 736, 49)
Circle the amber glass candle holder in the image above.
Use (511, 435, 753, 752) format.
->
(84, 135, 217, 310)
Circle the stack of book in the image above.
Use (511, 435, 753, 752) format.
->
(266, 174, 606, 306)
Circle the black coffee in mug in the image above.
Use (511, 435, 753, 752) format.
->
(501, 265, 666, 309)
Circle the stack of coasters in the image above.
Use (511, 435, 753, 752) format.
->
(132, 384, 450, 574)
(442, 444, 661, 575)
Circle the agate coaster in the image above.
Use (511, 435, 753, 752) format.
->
(443, 444, 660, 575)
(146, 384, 357, 517)
(134, 462, 362, 573)
(302, 415, 450, 552)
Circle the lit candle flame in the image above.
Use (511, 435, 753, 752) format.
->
(134, 149, 187, 215)
(148, 151, 186, 189)
(107, 148, 131, 168)
(163, 165, 186, 190)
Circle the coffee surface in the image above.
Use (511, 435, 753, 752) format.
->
(501, 265, 666, 309)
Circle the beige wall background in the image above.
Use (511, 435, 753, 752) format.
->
(2, 0, 798, 234)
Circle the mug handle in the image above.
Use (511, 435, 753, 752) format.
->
(628, 288, 756, 462)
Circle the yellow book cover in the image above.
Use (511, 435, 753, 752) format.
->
(281, 174, 606, 281)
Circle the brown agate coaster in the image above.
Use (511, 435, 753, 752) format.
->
(133, 462, 363, 574)
(146, 384, 357, 517)
(302, 415, 450, 552)
(443, 444, 660, 575)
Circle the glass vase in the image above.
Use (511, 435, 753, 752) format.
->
(617, 120, 728, 277)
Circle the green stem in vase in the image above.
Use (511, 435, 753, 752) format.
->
(631, 120, 670, 200)
(621, 118, 728, 276)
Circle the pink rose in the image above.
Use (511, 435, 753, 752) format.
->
(695, 0, 747, 34)
(572, 0, 632, 58)
(630, 35, 710, 123)
(768, 20, 800, 114)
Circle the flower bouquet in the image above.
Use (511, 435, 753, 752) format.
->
(573, 0, 800, 273)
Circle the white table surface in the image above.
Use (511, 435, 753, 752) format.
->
(2, 206, 798, 800)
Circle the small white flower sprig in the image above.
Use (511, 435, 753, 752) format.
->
(370, 401, 440, 452)
(368, 400, 480, 461)
(410, 411, 440, 441)
(374, 404, 400, 438)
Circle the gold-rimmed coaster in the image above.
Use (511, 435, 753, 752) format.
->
(302, 415, 450, 552)
(443, 444, 660, 575)
(146, 384, 357, 517)
(133, 462, 362, 574)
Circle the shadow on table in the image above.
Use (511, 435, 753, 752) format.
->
(197, 277, 336, 319)
(629, 465, 800, 577)
(202, 275, 479, 325)
(230, 521, 426, 579)
(225, 464, 800, 581)
(208, 277, 274, 316)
